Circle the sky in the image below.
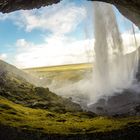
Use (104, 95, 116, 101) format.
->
(0, 0, 140, 68)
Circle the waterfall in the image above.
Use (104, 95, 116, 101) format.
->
(87, 2, 139, 104)
(53, 2, 140, 110)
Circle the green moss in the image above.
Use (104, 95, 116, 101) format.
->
(0, 71, 82, 113)
(0, 98, 140, 135)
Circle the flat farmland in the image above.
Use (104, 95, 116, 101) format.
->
(23, 63, 93, 86)
(24, 63, 93, 73)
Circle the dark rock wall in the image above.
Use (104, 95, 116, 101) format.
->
(0, 0, 60, 13)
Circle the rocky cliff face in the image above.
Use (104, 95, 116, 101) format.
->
(0, 0, 140, 27)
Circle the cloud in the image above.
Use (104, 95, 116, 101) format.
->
(0, 0, 89, 68)
(1, 1, 86, 35)
(14, 35, 94, 68)
(0, 53, 8, 60)
(0, 0, 87, 36)
(0, 13, 10, 20)
(16, 39, 31, 48)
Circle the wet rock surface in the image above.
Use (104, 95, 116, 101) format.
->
(88, 47, 140, 116)
(88, 90, 140, 116)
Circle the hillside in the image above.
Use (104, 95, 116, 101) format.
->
(0, 60, 82, 113)
(0, 97, 140, 140)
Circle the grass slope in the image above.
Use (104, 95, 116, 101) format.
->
(0, 60, 82, 113)
(0, 97, 140, 135)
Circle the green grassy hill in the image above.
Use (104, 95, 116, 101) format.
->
(0, 60, 82, 113)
